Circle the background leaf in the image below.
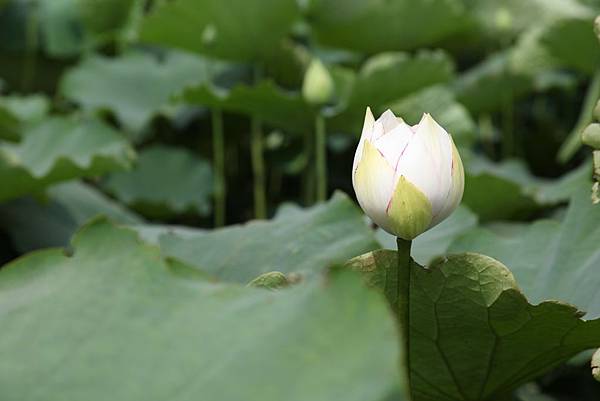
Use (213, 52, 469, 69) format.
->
(145, 192, 379, 283)
(450, 184, 600, 319)
(0, 116, 134, 202)
(102, 145, 213, 218)
(60, 51, 216, 132)
(139, 0, 300, 62)
(0, 180, 143, 253)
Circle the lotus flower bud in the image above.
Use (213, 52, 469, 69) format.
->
(352, 108, 464, 240)
(302, 58, 334, 106)
(582, 123, 600, 149)
(592, 348, 600, 381)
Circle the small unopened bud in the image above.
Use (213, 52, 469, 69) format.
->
(247, 271, 289, 290)
(582, 123, 600, 149)
(593, 100, 600, 121)
(302, 58, 334, 106)
(592, 348, 600, 381)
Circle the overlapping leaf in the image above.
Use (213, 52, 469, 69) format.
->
(0, 94, 49, 141)
(451, 183, 600, 319)
(143, 192, 379, 283)
(182, 80, 314, 133)
(307, 0, 468, 53)
(60, 50, 219, 132)
(462, 155, 589, 221)
(139, 0, 300, 62)
(0, 219, 404, 401)
(347, 250, 600, 401)
(0, 116, 134, 202)
(0, 181, 143, 253)
(103, 145, 212, 218)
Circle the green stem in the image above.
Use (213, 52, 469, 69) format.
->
(250, 115, 266, 219)
(315, 113, 327, 202)
(388, 237, 412, 397)
(302, 128, 314, 205)
(212, 109, 226, 227)
(558, 69, 600, 163)
(501, 62, 514, 159)
(22, 0, 39, 92)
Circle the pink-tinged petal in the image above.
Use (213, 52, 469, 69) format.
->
(373, 121, 414, 168)
(376, 109, 404, 133)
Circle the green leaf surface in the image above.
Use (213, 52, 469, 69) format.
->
(144, 192, 379, 283)
(307, 0, 468, 53)
(540, 17, 600, 74)
(0, 116, 134, 202)
(376, 205, 478, 266)
(330, 51, 455, 133)
(0, 94, 49, 141)
(182, 80, 314, 133)
(139, 0, 300, 62)
(450, 184, 600, 319)
(454, 52, 532, 115)
(0, 181, 142, 253)
(347, 250, 600, 401)
(466, 0, 592, 39)
(60, 51, 216, 132)
(462, 155, 588, 221)
(0, 219, 403, 401)
(103, 145, 212, 218)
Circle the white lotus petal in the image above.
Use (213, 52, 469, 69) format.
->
(373, 122, 414, 167)
(353, 140, 396, 233)
(352, 107, 375, 185)
(376, 109, 403, 133)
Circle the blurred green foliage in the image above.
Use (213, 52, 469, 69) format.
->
(1, 0, 600, 400)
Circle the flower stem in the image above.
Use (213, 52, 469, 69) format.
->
(250, 115, 267, 219)
(558, 69, 600, 163)
(251, 65, 267, 219)
(388, 237, 412, 396)
(315, 113, 327, 202)
(212, 109, 226, 227)
(303, 128, 315, 205)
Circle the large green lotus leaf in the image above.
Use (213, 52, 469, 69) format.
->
(465, 0, 592, 39)
(376, 205, 478, 266)
(77, 0, 138, 43)
(346, 250, 600, 401)
(0, 94, 49, 141)
(387, 85, 475, 146)
(0, 116, 134, 202)
(330, 51, 455, 133)
(540, 17, 600, 75)
(307, 0, 468, 53)
(453, 51, 533, 115)
(139, 0, 299, 62)
(149, 192, 379, 283)
(462, 155, 589, 221)
(0, 219, 404, 401)
(60, 50, 219, 132)
(182, 80, 314, 133)
(38, 0, 85, 57)
(102, 145, 212, 218)
(450, 184, 600, 319)
(0, 181, 142, 253)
